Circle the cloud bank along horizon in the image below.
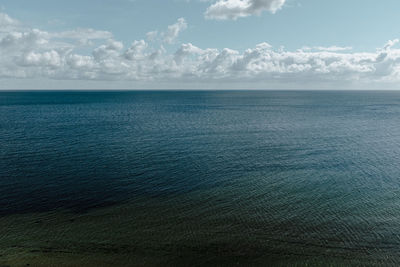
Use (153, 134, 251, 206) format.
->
(2, 0, 400, 89)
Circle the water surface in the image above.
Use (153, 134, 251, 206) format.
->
(1, 91, 400, 266)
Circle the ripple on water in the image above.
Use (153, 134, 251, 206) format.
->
(2, 90, 400, 265)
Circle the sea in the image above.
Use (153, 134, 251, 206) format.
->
(1, 90, 400, 266)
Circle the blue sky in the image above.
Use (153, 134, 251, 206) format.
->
(1, 0, 400, 89)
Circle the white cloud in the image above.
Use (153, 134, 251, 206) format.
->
(146, 30, 158, 42)
(0, 12, 19, 32)
(2, 12, 400, 89)
(124, 40, 148, 60)
(51, 28, 113, 46)
(163, 18, 188, 44)
(19, 50, 62, 67)
(144, 18, 187, 45)
(205, 0, 286, 20)
(93, 39, 124, 61)
(0, 12, 16, 25)
(302, 46, 353, 52)
(0, 29, 49, 49)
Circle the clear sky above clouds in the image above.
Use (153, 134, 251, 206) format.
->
(2, 0, 400, 89)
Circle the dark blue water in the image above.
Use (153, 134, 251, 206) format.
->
(2, 91, 400, 265)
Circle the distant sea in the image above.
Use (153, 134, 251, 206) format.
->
(2, 91, 400, 266)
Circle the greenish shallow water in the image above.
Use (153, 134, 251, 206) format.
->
(1, 197, 395, 267)
(2, 91, 400, 266)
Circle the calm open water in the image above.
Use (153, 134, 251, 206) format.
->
(1, 91, 400, 266)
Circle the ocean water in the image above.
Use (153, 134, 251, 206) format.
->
(1, 90, 400, 266)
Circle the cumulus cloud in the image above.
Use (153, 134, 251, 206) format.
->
(163, 18, 188, 44)
(0, 12, 20, 32)
(205, 0, 286, 20)
(2, 12, 400, 88)
(124, 40, 148, 60)
(0, 12, 16, 25)
(144, 18, 187, 44)
(0, 29, 49, 50)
